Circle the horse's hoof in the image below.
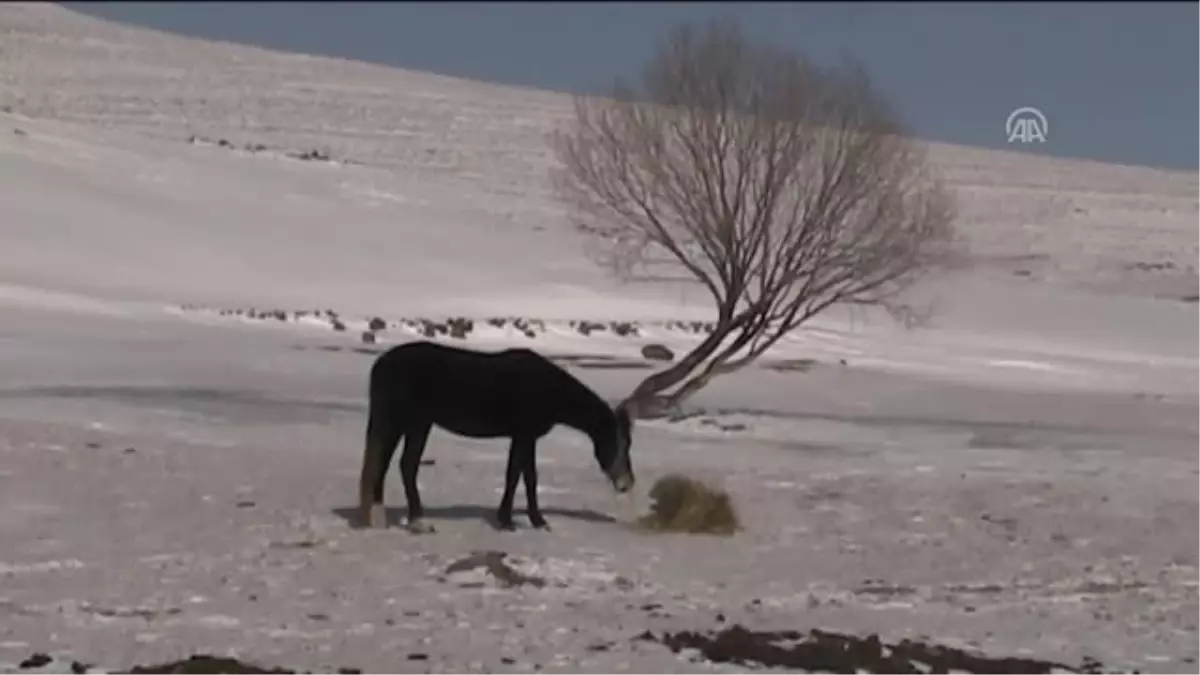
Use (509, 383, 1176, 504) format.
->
(497, 520, 517, 532)
(530, 520, 551, 531)
(405, 519, 436, 534)
(363, 504, 388, 529)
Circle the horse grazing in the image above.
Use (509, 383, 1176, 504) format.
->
(358, 340, 635, 532)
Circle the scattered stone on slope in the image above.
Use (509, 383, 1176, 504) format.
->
(18, 653, 52, 669)
(609, 321, 638, 337)
(510, 317, 538, 339)
(641, 343, 675, 362)
(446, 316, 474, 339)
(571, 320, 604, 336)
(638, 624, 1110, 674)
(288, 149, 330, 162)
(1127, 260, 1177, 272)
(177, 306, 848, 367)
(762, 358, 818, 373)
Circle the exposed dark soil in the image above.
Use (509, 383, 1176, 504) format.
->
(17, 624, 1119, 674)
(441, 549, 546, 588)
(638, 624, 1113, 674)
(127, 654, 298, 674)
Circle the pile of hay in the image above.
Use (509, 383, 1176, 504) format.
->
(635, 473, 740, 536)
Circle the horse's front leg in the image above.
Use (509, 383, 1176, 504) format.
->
(496, 437, 531, 531)
(521, 445, 549, 530)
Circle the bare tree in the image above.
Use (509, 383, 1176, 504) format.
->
(550, 19, 958, 418)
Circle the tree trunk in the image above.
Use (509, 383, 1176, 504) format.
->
(650, 340, 768, 412)
(659, 367, 720, 409)
(624, 314, 746, 417)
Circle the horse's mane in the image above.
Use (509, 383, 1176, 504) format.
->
(531, 354, 618, 438)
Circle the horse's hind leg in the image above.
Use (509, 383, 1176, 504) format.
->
(358, 412, 403, 529)
(398, 421, 434, 533)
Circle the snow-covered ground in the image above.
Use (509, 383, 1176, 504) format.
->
(0, 3, 1197, 673)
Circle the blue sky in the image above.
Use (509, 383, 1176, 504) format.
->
(67, 2, 1197, 171)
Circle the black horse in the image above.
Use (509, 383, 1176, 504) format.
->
(358, 340, 635, 532)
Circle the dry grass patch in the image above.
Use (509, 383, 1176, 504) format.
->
(635, 473, 740, 536)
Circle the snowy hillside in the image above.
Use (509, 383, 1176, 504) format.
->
(1, 1, 1196, 302)
(0, 4, 1197, 674)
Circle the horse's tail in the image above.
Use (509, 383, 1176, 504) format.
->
(358, 353, 398, 527)
(358, 408, 383, 520)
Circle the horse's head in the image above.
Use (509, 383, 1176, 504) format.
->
(595, 402, 635, 493)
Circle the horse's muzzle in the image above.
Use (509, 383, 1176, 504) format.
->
(612, 473, 635, 493)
